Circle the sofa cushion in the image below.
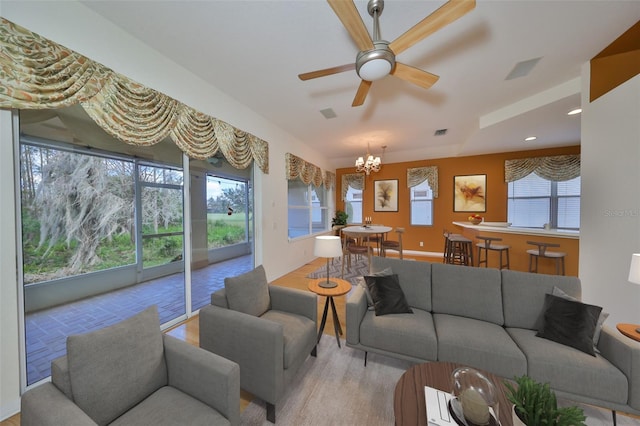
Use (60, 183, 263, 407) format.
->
(360, 308, 437, 361)
(536, 294, 602, 356)
(261, 310, 316, 369)
(66, 305, 167, 426)
(507, 328, 628, 404)
(110, 386, 229, 426)
(224, 264, 270, 317)
(371, 257, 432, 311)
(502, 269, 581, 329)
(365, 274, 413, 316)
(432, 263, 503, 325)
(434, 314, 527, 379)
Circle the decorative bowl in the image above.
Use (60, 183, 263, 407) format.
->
(470, 218, 482, 225)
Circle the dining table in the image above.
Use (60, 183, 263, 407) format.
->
(341, 225, 393, 252)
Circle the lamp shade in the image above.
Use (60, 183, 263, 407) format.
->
(629, 253, 640, 285)
(314, 236, 342, 258)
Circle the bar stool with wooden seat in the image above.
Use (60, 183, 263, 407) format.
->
(476, 235, 510, 269)
(381, 228, 404, 259)
(443, 230, 474, 266)
(526, 241, 566, 275)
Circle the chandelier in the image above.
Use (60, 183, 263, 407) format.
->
(355, 144, 386, 175)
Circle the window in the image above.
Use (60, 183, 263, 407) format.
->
(206, 176, 249, 249)
(508, 173, 580, 229)
(287, 180, 329, 238)
(345, 186, 363, 224)
(410, 180, 434, 226)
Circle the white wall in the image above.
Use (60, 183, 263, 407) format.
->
(0, 1, 331, 418)
(579, 66, 640, 326)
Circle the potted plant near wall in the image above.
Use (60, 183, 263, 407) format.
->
(505, 376, 586, 426)
(331, 210, 348, 234)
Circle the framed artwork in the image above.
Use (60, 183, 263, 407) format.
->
(453, 174, 486, 212)
(374, 179, 399, 212)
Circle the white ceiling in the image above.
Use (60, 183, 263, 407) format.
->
(80, 0, 640, 168)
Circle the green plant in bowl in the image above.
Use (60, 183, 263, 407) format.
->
(504, 376, 586, 426)
(331, 210, 348, 227)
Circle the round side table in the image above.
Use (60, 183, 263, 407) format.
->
(308, 277, 351, 347)
(617, 323, 640, 342)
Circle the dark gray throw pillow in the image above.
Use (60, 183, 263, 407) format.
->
(536, 293, 602, 356)
(364, 274, 413, 316)
(357, 267, 393, 311)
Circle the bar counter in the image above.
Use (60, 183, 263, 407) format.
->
(452, 221, 579, 276)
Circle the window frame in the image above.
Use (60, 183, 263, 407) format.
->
(287, 179, 330, 240)
(507, 173, 580, 230)
(410, 180, 434, 226)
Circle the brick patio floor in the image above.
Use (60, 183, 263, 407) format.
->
(25, 254, 253, 385)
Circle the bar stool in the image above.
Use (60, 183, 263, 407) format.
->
(526, 241, 566, 275)
(381, 228, 404, 259)
(443, 231, 474, 266)
(476, 236, 510, 269)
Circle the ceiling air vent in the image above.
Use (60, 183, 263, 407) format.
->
(434, 129, 447, 136)
(320, 108, 337, 119)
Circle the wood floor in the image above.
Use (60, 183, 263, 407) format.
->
(1, 257, 330, 425)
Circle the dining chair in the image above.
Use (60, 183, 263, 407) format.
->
(341, 229, 371, 278)
(381, 227, 404, 259)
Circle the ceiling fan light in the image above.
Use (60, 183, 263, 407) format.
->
(358, 58, 392, 81)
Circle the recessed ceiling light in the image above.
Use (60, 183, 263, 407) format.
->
(524, 136, 537, 141)
(567, 108, 582, 115)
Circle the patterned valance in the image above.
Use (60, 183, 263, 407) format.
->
(0, 18, 268, 173)
(504, 154, 580, 182)
(285, 153, 334, 189)
(407, 166, 439, 198)
(341, 173, 365, 201)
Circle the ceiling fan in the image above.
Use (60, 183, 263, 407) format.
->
(298, 0, 476, 107)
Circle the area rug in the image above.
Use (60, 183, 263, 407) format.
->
(239, 337, 640, 426)
(239, 337, 411, 426)
(306, 256, 369, 286)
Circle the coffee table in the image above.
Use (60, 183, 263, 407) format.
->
(394, 362, 513, 426)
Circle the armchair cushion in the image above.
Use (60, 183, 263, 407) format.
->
(66, 306, 167, 425)
(110, 387, 230, 426)
(224, 264, 270, 317)
(261, 310, 316, 369)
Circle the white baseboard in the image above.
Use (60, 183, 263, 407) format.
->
(1, 397, 20, 422)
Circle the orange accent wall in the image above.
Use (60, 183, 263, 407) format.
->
(335, 145, 581, 275)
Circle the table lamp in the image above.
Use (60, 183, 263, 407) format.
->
(314, 236, 343, 288)
(628, 253, 640, 334)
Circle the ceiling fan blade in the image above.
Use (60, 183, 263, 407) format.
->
(352, 80, 372, 107)
(298, 63, 355, 81)
(391, 62, 439, 90)
(389, 0, 476, 55)
(327, 0, 375, 52)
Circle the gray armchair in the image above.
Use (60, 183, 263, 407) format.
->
(21, 305, 240, 426)
(199, 265, 317, 423)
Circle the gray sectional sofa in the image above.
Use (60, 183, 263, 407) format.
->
(346, 257, 640, 416)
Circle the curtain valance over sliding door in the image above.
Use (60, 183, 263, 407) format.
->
(0, 18, 269, 173)
(504, 154, 580, 182)
(285, 153, 334, 189)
